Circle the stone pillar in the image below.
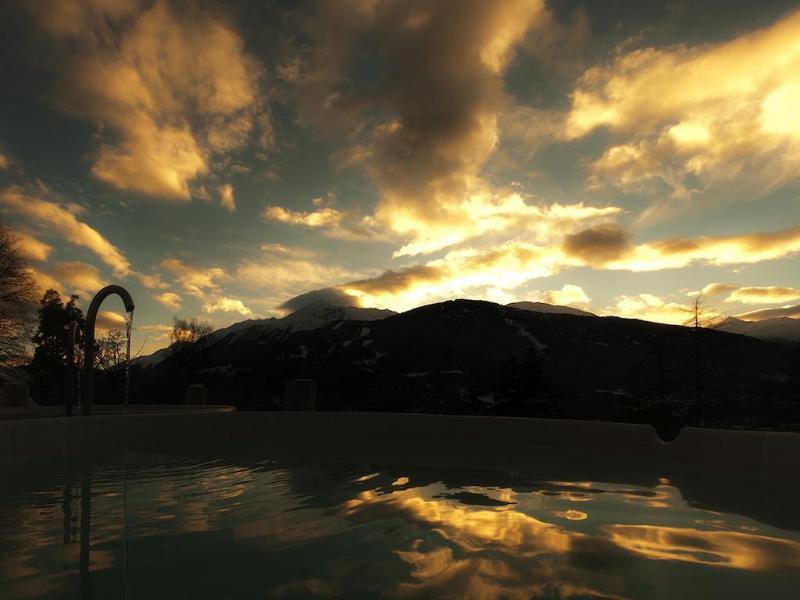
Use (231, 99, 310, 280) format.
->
(186, 383, 207, 405)
(284, 379, 316, 411)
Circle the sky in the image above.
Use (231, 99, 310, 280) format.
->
(1, 0, 799, 355)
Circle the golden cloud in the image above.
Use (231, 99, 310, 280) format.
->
(135, 271, 167, 291)
(540, 284, 590, 307)
(218, 184, 236, 213)
(0, 153, 10, 170)
(263, 205, 343, 229)
(203, 296, 252, 316)
(154, 291, 182, 312)
(26, 261, 108, 302)
(10, 229, 53, 262)
(340, 224, 800, 312)
(567, 9, 800, 198)
(138, 323, 173, 339)
(262, 194, 381, 242)
(0, 186, 131, 276)
(726, 286, 800, 305)
(27, 268, 61, 298)
(698, 282, 739, 298)
(50, 261, 107, 299)
(29, 0, 269, 200)
(237, 246, 355, 290)
(341, 241, 563, 311)
(606, 294, 699, 325)
(160, 258, 227, 298)
(599, 227, 800, 272)
(390, 195, 623, 258)
(95, 310, 126, 332)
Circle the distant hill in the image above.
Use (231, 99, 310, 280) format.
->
(125, 299, 800, 428)
(135, 302, 395, 368)
(715, 316, 800, 341)
(508, 301, 595, 317)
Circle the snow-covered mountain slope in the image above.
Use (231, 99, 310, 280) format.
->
(280, 302, 395, 331)
(135, 302, 396, 368)
(133, 345, 176, 369)
(716, 316, 800, 341)
(507, 301, 595, 317)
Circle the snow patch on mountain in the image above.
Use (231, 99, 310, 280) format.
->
(507, 301, 595, 317)
(135, 302, 396, 368)
(504, 318, 547, 350)
(715, 316, 800, 341)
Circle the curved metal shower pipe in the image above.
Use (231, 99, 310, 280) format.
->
(82, 285, 135, 415)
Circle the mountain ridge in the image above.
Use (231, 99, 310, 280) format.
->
(135, 299, 800, 367)
(508, 301, 595, 317)
(123, 299, 800, 428)
(715, 315, 800, 341)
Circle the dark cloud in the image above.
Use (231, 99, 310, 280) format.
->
(296, 0, 544, 236)
(739, 227, 800, 250)
(289, 0, 378, 135)
(279, 287, 359, 312)
(344, 265, 444, 295)
(562, 224, 631, 265)
(650, 238, 701, 254)
(366, 1, 513, 200)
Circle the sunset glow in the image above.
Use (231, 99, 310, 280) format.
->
(1, 0, 799, 353)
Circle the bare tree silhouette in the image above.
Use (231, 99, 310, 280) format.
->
(0, 225, 36, 374)
(682, 295, 724, 426)
(170, 316, 213, 345)
(95, 329, 127, 371)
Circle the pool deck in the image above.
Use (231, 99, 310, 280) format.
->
(1, 411, 798, 478)
(0, 404, 235, 420)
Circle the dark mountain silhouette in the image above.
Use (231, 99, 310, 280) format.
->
(125, 300, 800, 429)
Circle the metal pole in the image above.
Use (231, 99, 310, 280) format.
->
(82, 285, 135, 415)
(65, 321, 77, 417)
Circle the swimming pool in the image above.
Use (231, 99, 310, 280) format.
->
(1, 413, 799, 598)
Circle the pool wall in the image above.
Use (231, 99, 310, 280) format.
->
(1, 411, 798, 477)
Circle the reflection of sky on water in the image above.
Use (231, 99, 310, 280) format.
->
(342, 478, 800, 597)
(1, 454, 800, 599)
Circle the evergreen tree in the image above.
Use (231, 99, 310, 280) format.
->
(28, 290, 85, 404)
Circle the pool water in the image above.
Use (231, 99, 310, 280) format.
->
(1, 448, 799, 599)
